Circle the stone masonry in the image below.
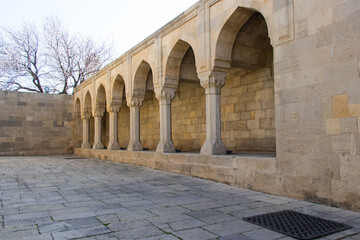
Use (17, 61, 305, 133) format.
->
(70, 0, 360, 211)
(1, 0, 360, 213)
(1, 155, 360, 239)
(0, 91, 74, 156)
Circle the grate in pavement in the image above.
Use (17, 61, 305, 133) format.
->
(243, 210, 351, 240)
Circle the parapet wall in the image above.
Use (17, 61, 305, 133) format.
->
(0, 91, 74, 156)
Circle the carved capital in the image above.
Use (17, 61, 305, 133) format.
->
(155, 87, 176, 104)
(107, 102, 121, 113)
(199, 70, 228, 94)
(126, 96, 144, 108)
(93, 110, 104, 118)
(81, 111, 92, 120)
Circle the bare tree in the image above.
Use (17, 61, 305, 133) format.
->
(0, 16, 112, 94)
(0, 24, 47, 92)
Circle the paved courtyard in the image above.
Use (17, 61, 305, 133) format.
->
(0, 155, 360, 240)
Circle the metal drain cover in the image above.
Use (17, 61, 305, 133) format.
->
(243, 210, 351, 240)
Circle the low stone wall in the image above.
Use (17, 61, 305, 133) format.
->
(74, 148, 278, 195)
(0, 91, 74, 156)
(74, 148, 360, 211)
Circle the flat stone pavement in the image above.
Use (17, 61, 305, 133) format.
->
(0, 156, 360, 240)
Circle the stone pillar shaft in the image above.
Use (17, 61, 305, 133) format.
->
(81, 115, 91, 149)
(200, 71, 227, 155)
(93, 113, 104, 149)
(127, 98, 143, 151)
(107, 106, 120, 150)
(156, 88, 176, 153)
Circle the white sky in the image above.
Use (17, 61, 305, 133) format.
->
(0, 0, 199, 57)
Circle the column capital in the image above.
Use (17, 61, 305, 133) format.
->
(93, 111, 104, 118)
(199, 70, 228, 94)
(107, 102, 121, 113)
(81, 112, 92, 120)
(154, 87, 176, 104)
(126, 96, 144, 108)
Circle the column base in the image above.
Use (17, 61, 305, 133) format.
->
(200, 138, 226, 155)
(156, 140, 175, 153)
(81, 142, 91, 149)
(127, 141, 143, 151)
(108, 141, 121, 150)
(93, 142, 104, 149)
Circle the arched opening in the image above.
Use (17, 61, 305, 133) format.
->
(113, 75, 129, 149)
(74, 98, 82, 148)
(84, 91, 94, 147)
(166, 40, 205, 153)
(134, 61, 159, 151)
(95, 84, 108, 148)
(217, 9, 276, 154)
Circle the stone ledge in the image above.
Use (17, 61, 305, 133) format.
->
(74, 148, 277, 194)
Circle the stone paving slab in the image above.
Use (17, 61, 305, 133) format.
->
(0, 155, 359, 239)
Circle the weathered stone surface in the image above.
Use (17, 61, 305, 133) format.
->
(0, 91, 73, 156)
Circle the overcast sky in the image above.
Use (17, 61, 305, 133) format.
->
(0, 0, 199, 57)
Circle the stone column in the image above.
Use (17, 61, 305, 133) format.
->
(107, 103, 121, 150)
(155, 88, 176, 153)
(81, 113, 91, 149)
(200, 71, 227, 155)
(127, 97, 143, 151)
(93, 111, 104, 149)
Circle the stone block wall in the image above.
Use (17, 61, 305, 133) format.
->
(140, 91, 160, 150)
(171, 82, 206, 152)
(0, 91, 74, 156)
(118, 103, 130, 149)
(73, 116, 82, 148)
(221, 67, 276, 153)
(274, 0, 360, 211)
(101, 113, 109, 147)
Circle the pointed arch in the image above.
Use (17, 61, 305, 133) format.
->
(84, 91, 92, 114)
(112, 74, 125, 103)
(75, 97, 81, 117)
(133, 60, 152, 96)
(95, 84, 106, 113)
(164, 39, 193, 86)
(213, 7, 255, 71)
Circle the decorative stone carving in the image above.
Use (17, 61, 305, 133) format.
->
(126, 96, 144, 108)
(155, 87, 176, 104)
(81, 111, 92, 120)
(199, 70, 227, 94)
(107, 102, 121, 113)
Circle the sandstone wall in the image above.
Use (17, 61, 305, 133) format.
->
(221, 67, 275, 153)
(0, 91, 74, 156)
(172, 82, 206, 152)
(140, 91, 160, 150)
(274, 0, 360, 210)
(118, 103, 130, 149)
(72, 0, 360, 211)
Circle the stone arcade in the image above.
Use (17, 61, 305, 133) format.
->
(1, 0, 360, 212)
